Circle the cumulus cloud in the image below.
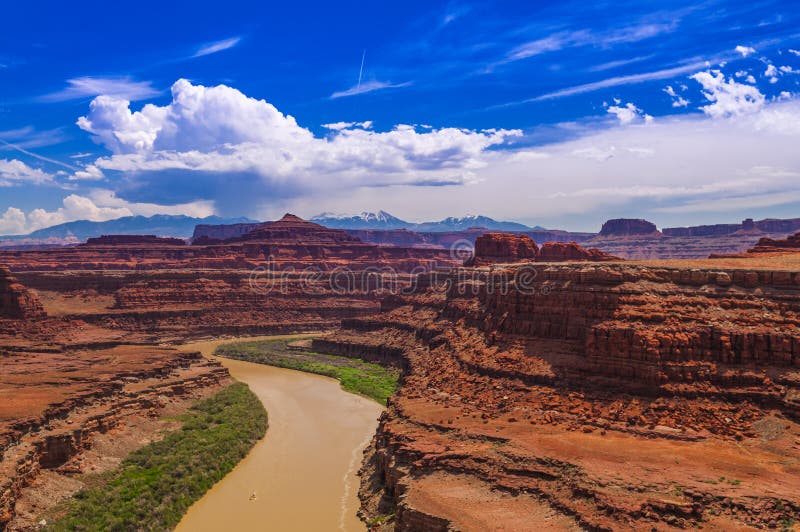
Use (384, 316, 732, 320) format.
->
(690, 70, 765, 117)
(70, 164, 105, 181)
(41, 76, 159, 102)
(76, 79, 520, 202)
(280, 97, 800, 229)
(0, 158, 54, 186)
(63, 76, 800, 229)
(0, 194, 131, 235)
(606, 101, 652, 125)
(0, 191, 215, 235)
(764, 64, 779, 83)
(735, 45, 756, 57)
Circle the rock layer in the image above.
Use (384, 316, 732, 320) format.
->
(748, 232, 800, 253)
(319, 258, 800, 530)
(465, 233, 539, 266)
(0, 266, 45, 320)
(466, 233, 619, 265)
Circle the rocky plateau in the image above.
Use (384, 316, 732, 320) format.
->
(2, 213, 800, 530)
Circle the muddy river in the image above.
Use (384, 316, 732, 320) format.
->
(175, 336, 383, 532)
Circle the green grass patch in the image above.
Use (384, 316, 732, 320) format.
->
(50, 383, 267, 531)
(215, 338, 400, 404)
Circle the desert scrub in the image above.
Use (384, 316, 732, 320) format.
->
(216, 338, 400, 404)
(50, 383, 266, 531)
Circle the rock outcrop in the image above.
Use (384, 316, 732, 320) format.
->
(748, 232, 800, 253)
(319, 256, 800, 530)
(537, 241, 620, 262)
(0, 266, 45, 320)
(332, 216, 800, 260)
(466, 234, 620, 265)
(599, 218, 659, 236)
(465, 233, 538, 266)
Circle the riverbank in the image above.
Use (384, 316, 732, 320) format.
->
(175, 336, 384, 531)
(49, 383, 266, 530)
(214, 337, 400, 404)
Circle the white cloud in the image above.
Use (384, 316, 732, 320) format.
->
(330, 80, 412, 99)
(279, 98, 800, 229)
(495, 24, 674, 68)
(519, 61, 708, 102)
(66, 77, 800, 229)
(193, 37, 242, 58)
(0, 207, 27, 235)
(76, 79, 520, 194)
(41, 77, 159, 102)
(70, 164, 105, 181)
(691, 70, 765, 118)
(322, 121, 373, 130)
(86, 190, 215, 218)
(606, 102, 651, 125)
(764, 64, 779, 83)
(0, 195, 131, 235)
(663, 85, 689, 107)
(0, 158, 54, 186)
(735, 45, 756, 57)
(0, 192, 215, 235)
(788, 49, 800, 57)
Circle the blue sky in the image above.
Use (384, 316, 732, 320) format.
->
(1, 0, 799, 233)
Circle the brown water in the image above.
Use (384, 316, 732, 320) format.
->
(175, 336, 383, 532)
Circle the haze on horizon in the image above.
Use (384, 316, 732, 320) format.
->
(1, 0, 799, 234)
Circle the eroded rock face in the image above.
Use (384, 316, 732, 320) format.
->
(0, 318, 230, 526)
(599, 218, 659, 236)
(0, 266, 45, 320)
(465, 233, 539, 266)
(749, 232, 800, 253)
(466, 234, 620, 266)
(319, 259, 800, 530)
(537, 241, 620, 262)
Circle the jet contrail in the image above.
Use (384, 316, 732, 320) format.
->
(0, 139, 80, 171)
(357, 49, 366, 90)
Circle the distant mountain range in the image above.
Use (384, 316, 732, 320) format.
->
(310, 211, 543, 232)
(0, 214, 259, 243)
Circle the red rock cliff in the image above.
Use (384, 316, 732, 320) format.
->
(465, 233, 538, 266)
(748, 232, 800, 253)
(320, 258, 800, 530)
(0, 266, 46, 320)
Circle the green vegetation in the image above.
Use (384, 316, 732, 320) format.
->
(51, 383, 267, 531)
(215, 337, 400, 404)
(367, 513, 395, 527)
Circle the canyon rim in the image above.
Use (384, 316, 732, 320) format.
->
(3, 1, 800, 530)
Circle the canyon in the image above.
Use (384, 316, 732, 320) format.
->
(315, 255, 800, 530)
(2, 213, 800, 530)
